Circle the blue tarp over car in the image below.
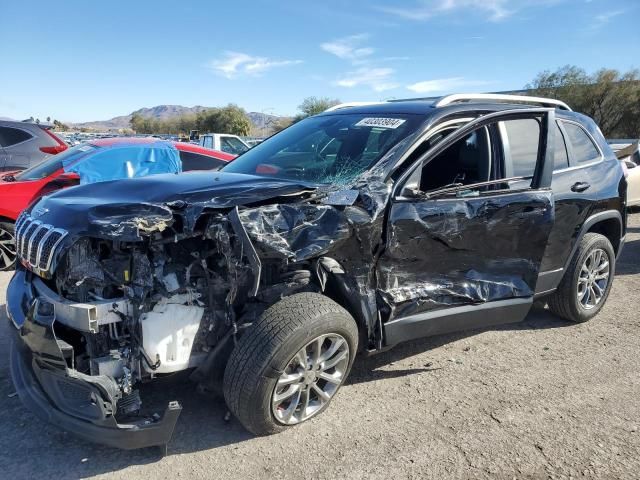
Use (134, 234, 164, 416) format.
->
(62, 140, 182, 184)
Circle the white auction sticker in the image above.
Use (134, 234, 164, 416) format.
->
(354, 117, 406, 129)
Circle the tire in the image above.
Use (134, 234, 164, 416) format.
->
(223, 292, 358, 435)
(0, 222, 16, 272)
(548, 232, 615, 323)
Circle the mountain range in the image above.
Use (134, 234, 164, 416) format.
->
(71, 105, 284, 132)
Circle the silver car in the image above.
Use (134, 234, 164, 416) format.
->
(0, 120, 68, 171)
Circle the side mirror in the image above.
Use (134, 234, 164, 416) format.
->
(398, 186, 422, 199)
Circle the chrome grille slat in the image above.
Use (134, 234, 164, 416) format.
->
(15, 213, 68, 276)
(36, 229, 55, 268)
(28, 223, 47, 265)
(15, 216, 29, 247)
(38, 229, 66, 271)
(21, 222, 39, 258)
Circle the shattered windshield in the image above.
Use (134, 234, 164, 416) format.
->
(222, 113, 423, 184)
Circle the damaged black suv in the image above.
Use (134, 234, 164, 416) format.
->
(7, 94, 626, 450)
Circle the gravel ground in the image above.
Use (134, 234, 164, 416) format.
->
(1, 214, 640, 480)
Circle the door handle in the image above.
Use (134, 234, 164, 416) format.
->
(571, 182, 591, 193)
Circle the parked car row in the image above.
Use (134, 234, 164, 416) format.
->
(5, 93, 628, 450)
(0, 137, 235, 270)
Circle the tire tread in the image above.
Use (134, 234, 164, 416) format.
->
(223, 292, 357, 434)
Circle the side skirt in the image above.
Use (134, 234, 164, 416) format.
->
(383, 298, 533, 347)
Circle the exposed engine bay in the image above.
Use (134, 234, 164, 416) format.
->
(46, 210, 320, 419)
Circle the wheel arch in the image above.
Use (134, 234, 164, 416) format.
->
(313, 257, 377, 351)
(564, 210, 624, 273)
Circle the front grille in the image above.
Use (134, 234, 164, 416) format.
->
(15, 213, 68, 275)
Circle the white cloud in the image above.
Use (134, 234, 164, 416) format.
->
(321, 34, 375, 61)
(377, 0, 560, 22)
(407, 77, 488, 94)
(593, 9, 625, 25)
(208, 51, 302, 78)
(335, 67, 399, 92)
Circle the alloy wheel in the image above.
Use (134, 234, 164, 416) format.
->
(577, 247, 610, 310)
(0, 226, 16, 270)
(272, 333, 350, 425)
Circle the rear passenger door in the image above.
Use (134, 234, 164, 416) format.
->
(532, 119, 605, 293)
(380, 109, 557, 346)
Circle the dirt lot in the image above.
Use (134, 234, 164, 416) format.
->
(1, 215, 639, 480)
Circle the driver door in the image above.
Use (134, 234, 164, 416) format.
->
(379, 109, 557, 346)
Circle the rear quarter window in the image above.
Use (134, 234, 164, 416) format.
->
(0, 126, 33, 147)
(562, 122, 601, 163)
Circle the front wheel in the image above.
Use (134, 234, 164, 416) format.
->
(223, 293, 358, 435)
(548, 232, 615, 323)
(0, 222, 16, 271)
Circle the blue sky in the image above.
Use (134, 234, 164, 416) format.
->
(1, 0, 638, 122)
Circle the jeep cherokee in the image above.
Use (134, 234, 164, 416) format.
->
(7, 94, 626, 450)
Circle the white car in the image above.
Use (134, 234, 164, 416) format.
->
(608, 139, 640, 206)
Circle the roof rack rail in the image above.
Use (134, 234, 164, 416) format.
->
(434, 93, 572, 111)
(324, 101, 385, 112)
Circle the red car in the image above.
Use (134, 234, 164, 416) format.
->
(0, 137, 235, 270)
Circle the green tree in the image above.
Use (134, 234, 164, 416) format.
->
(52, 119, 69, 131)
(527, 65, 640, 137)
(272, 117, 294, 133)
(294, 96, 341, 122)
(129, 106, 251, 136)
(197, 104, 251, 136)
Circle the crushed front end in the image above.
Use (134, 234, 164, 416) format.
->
(8, 268, 183, 449)
(6, 201, 259, 449)
(6, 182, 337, 448)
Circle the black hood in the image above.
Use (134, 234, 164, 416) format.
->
(27, 172, 318, 235)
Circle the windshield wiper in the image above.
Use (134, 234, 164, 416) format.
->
(424, 182, 464, 198)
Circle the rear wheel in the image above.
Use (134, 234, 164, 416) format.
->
(223, 293, 358, 435)
(548, 233, 615, 323)
(0, 222, 16, 271)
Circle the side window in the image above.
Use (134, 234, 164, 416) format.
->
(221, 137, 249, 155)
(203, 136, 213, 149)
(180, 151, 225, 171)
(502, 119, 540, 178)
(562, 122, 600, 163)
(0, 126, 33, 148)
(554, 123, 569, 170)
(417, 126, 493, 192)
(220, 137, 234, 154)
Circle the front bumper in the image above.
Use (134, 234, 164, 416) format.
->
(7, 269, 182, 450)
